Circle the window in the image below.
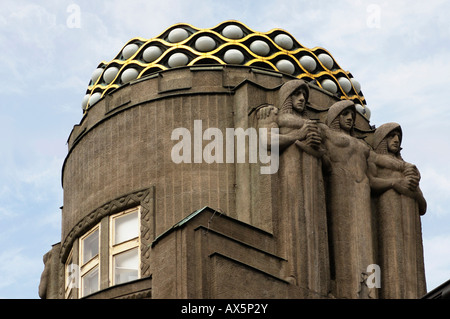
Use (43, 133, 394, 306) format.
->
(82, 227, 99, 264)
(79, 225, 100, 297)
(113, 209, 139, 245)
(82, 267, 99, 296)
(110, 208, 140, 286)
(113, 247, 139, 285)
(72, 207, 141, 298)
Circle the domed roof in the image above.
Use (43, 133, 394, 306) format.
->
(81, 20, 369, 119)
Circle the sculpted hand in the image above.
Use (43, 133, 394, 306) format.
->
(405, 175, 419, 190)
(404, 165, 420, 179)
(305, 121, 321, 149)
(403, 165, 420, 190)
(293, 125, 309, 141)
(394, 177, 417, 193)
(306, 131, 321, 149)
(256, 106, 271, 120)
(256, 105, 278, 122)
(393, 178, 409, 190)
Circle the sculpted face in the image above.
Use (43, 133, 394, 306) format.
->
(339, 108, 355, 132)
(386, 130, 401, 154)
(291, 88, 307, 113)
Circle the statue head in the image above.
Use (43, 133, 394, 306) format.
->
(373, 122, 403, 157)
(279, 80, 310, 115)
(326, 100, 356, 134)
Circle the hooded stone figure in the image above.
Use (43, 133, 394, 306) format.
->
(368, 122, 427, 298)
(279, 79, 310, 114)
(326, 100, 356, 134)
(255, 79, 330, 297)
(318, 99, 377, 299)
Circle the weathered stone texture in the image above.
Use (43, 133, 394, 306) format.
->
(39, 66, 426, 299)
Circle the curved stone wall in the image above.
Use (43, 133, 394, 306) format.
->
(60, 65, 372, 266)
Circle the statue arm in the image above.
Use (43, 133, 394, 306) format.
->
(415, 187, 427, 215)
(368, 150, 427, 214)
(316, 123, 333, 171)
(279, 127, 309, 151)
(403, 163, 421, 189)
(257, 106, 309, 152)
(390, 183, 427, 215)
(260, 120, 305, 152)
(368, 151, 403, 194)
(372, 151, 406, 171)
(294, 120, 324, 157)
(404, 164, 426, 214)
(368, 164, 398, 194)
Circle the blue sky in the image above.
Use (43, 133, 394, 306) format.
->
(0, 0, 449, 298)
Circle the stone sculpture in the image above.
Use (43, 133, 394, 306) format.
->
(318, 100, 377, 299)
(254, 83, 429, 299)
(38, 251, 51, 299)
(256, 80, 330, 296)
(39, 20, 428, 299)
(369, 122, 427, 298)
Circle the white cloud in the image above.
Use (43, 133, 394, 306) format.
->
(419, 166, 450, 218)
(39, 75, 87, 93)
(0, 206, 17, 222)
(0, 2, 65, 92)
(423, 234, 450, 291)
(367, 51, 450, 118)
(0, 248, 43, 298)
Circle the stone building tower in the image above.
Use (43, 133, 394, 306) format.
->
(39, 20, 426, 299)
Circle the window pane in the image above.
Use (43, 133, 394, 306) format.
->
(82, 228, 99, 264)
(113, 248, 139, 285)
(81, 266, 99, 297)
(114, 211, 138, 245)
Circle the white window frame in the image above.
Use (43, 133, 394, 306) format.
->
(109, 207, 141, 286)
(79, 224, 100, 298)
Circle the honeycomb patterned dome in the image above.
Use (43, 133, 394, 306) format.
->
(81, 20, 370, 119)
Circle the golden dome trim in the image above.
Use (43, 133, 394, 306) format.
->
(82, 20, 366, 112)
